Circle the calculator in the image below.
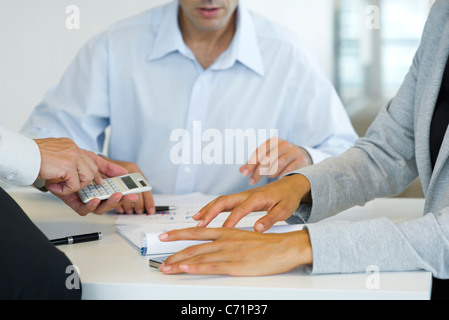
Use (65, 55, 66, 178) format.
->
(77, 173, 152, 203)
(149, 255, 169, 269)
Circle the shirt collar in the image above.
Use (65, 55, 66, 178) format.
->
(147, 1, 265, 77)
(211, 3, 264, 76)
(147, 1, 193, 62)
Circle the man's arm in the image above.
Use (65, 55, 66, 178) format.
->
(35, 139, 141, 216)
(0, 125, 41, 186)
(35, 137, 104, 195)
(21, 32, 111, 153)
(0, 125, 137, 216)
(240, 42, 358, 185)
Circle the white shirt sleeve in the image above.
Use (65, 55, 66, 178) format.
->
(0, 124, 41, 186)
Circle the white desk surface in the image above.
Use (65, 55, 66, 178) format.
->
(7, 187, 432, 300)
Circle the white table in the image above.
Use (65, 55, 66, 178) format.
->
(7, 187, 432, 300)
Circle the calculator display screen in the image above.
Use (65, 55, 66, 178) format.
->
(121, 176, 139, 189)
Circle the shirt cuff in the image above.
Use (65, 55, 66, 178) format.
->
(301, 146, 330, 164)
(0, 130, 41, 186)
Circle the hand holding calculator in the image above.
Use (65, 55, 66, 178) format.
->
(77, 173, 152, 204)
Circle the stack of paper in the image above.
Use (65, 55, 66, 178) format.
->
(117, 224, 210, 255)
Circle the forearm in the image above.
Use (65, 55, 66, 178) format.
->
(307, 210, 449, 278)
(294, 142, 418, 224)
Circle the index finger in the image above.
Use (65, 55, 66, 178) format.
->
(89, 152, 129, 178)
(195, 193, 248, 227)
(240, 138, 270, 176)
(143, 190, 156, 215)
(222, 192, 274, 229)
(241, 137, 279, 177)
(80, 150, 103, 186)
(159, 227, 228, 242)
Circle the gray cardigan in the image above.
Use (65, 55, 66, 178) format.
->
(289, 0, 449, 279)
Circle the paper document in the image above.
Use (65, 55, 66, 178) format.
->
(115, 193, 302, 255)
(115, 193, 220, 225)
(117, 224, 304, 256)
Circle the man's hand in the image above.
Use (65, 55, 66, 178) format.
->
(55, 191, 138, 216)
(54, 153, 138, 216)
(158, 227, 313, 276)
(35, 137, 139, 216)
(103, 159, 156, 215)
(240, 137, 312, 185)
(36, 138, 111, 195)
(193, 174, 312, 232)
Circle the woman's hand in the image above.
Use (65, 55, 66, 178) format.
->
(158, 227, 313, 276)
(193, 174, 312, 232)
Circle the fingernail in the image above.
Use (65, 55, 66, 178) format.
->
(158, 233, 168, 240)
(149, 207, 155, 215)
(255, 223, 264, 232)
(193, 212, 200, 219)
(242, 169, 249, 176)
(196, 220, 204, 227)
(249, 178, 256, 185)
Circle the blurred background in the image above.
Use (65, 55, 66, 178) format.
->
(0, 0, 435, 196)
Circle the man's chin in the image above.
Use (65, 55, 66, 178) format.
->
(193, 19, 229, 32)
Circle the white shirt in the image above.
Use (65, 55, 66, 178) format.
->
(21, 1, 357, 195)
(0, 125, 41, 186)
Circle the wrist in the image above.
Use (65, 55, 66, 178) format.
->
(283, 174, 312, 203)
(287, 230, 313, 267)
(298, 230, 313, 265)
(297, 146, 313, 166)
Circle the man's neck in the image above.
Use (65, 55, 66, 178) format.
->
(179, 11, 237, 70)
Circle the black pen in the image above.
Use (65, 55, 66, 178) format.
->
(50, 232, 102, 246)
(155, 206, 176, 212)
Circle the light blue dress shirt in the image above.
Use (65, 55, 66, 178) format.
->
(21, 1, 357, 195)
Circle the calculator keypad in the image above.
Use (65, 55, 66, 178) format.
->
(82, 178, 122, 199)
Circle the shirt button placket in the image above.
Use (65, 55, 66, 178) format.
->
(174, 70, 212, 194)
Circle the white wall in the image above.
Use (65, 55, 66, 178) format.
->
(245, 0, 334, 81)
(0, 0, 334, 132)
